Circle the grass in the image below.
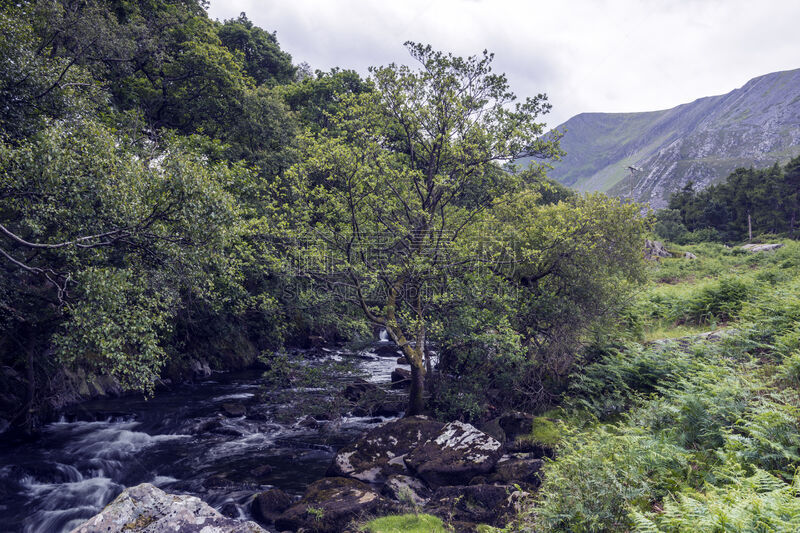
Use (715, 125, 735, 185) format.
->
(362, 514, 449, 533)
(640, 323, 717, 343)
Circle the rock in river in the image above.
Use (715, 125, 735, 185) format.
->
(252, 488, 293, 524)
(405, 421, 504, 487)
(424, 483, 515, 526)
(70, 482, 265, 532)
(327, 416, 444, 483)
(275, 477, 392, 533)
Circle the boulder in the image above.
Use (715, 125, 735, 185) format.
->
(69, 483, 266, 533)
(405, 421, 504, 487)
(342, 379, 383, 403)
(498, 411, 534, 440)
(390, 367, 412, 389)
(374, 344, 401, 357)
(396, 357, 408, 365)
(327, 416, 444, 483)
(381, 474, 432, 506)
(222, 403, 247, 417)
(684, 251, 697, 259)
(189, 358, 213, 378)
(252, 488, 293, 524)
(298, 415, 320, 429)
(371, 397, 405, 417)
(479, 418, 506, 444)
(424, 484, 513, 526)
(488, 455, 544, 488)
(644, 239, 672, 260)
(741, 243, 784, 252)
(274, 477, 391, 533)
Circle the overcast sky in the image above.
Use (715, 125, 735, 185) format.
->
(207, 0, 800, 129)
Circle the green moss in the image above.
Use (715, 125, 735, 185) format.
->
(530, 417, 562, 446)
(123, 514, 156, 530)
(363, 514, 448, 533)
(511, 416, 563, 450)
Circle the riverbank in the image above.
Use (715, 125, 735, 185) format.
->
(0, 346, 404, 532)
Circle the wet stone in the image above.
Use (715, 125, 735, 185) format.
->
(69, 482, 266, 532)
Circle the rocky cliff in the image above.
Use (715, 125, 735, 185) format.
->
(541, 68, 800, 208)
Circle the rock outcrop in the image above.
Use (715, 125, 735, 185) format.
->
(425, 484, 515, 526)
(645, 239, 672, 260)
(405, 421, 504, 487)
(327, 416, 444, 483)
(741, 243, 784, 252)
(274, 477, 392, 533)
(381, 474, 432, 505)
(251, 488, 293, 525)
(70, 483, 265, 533)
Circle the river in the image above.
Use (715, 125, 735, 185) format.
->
(0, 345, 404, 533)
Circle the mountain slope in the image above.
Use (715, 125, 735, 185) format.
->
(544, 68, 800, 208)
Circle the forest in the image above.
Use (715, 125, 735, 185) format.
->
(2, 1, 800, 533)
(655, 158, 800, 244)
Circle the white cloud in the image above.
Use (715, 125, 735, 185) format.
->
(208, 0, 800, 128)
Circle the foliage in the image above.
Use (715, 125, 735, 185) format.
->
(662, 157, 800, 242)
(631, 471, 800, 532)
(281, 41, 564, 414)
(510, 241, 800, 533)
(216, 13, 296, 86)
(433, 192, 649, 418)
(0, 120, 245, 394)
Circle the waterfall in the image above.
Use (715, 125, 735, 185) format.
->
(378, 329, 389, 342)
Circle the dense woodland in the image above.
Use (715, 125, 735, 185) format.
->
(0, 0, 645, 426)
(655, 157, 800, 243)
(3, 2, 800, 532)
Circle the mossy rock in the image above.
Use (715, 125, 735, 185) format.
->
(363, 513, 448, 532)
(507, 417, 562, 457)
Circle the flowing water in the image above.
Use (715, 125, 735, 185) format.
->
(0, 347, 405, 533)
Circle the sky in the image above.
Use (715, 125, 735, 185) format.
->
(207, 0, 800, 129)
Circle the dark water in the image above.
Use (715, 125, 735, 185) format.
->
(0, 346, 405, 533)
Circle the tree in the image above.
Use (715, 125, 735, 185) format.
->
(0, 119, 245, 428)
(217, 13, 296, 86)
(784, 156, 800, 236)
(281, 43, 562, 415)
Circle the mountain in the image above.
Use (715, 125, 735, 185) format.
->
(541, 68, 800, 208)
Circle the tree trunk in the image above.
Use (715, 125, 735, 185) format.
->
(407, 360, 426, 416)
(748, 212, 752, 242)
(24, 338, 35, 430)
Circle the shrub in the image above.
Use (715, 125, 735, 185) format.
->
(526, 426, 689, 532)
(685, 277, 750, 323)
(631, 470, 800, 532)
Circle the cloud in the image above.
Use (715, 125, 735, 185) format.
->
(208, 0, 800, 128)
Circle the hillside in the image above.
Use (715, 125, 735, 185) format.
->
(543, 68, 800, 208)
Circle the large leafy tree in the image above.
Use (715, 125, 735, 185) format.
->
(282, 43, 563, 415)
(217, 13, 296, 86)
(0, 120, 246, 427)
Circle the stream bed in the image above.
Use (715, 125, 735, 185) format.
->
(0, 346, 404, 533)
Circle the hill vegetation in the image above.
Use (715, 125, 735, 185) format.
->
(654, 156, 800, 243)
(502, 241, 800, 532)
(536, 68, 800, 208)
